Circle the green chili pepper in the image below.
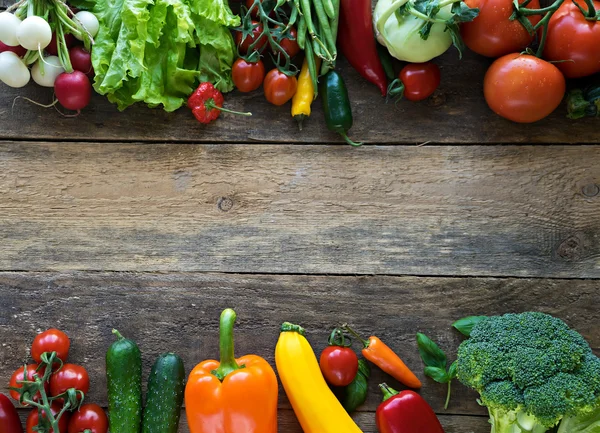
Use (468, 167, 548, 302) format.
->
(377, 43, 396, 81)
(341, 359, 370, 413)
(320, 71, 362, 147)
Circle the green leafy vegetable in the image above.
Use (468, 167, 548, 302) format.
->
(341, 359, 371, 413)
(416, 332, 457, 410)
(452, 315, 487, 337)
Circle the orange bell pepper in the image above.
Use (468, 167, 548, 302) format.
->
(184, 308, 278, 433)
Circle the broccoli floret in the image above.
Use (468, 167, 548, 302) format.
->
(456, 312, 600, 433)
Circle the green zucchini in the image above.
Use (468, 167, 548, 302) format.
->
(142, 352, 185, 433)
(106, 329, 143, 433)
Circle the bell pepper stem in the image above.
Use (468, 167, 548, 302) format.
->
(342, 324, 370, 348)
(212, 309, 242, 381)
(379, 383, 400, 402)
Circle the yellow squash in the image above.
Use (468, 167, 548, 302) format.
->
(275, 322, 364, 433)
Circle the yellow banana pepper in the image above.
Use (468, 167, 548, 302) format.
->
(291, 56, 321, 130)
(275, 322, 364, 433)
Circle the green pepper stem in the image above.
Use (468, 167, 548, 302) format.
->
(445, 381, 452, 409)
(342, 324, 370, 348)
(112, 329, 125, 340)
(379, 383, 400, 402)
(211, 309, 241, 381)
(339, 132, 362, 147)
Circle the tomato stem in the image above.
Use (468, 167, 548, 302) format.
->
(205, 100, 252, 117)
(342, 324, 370, 348)
(573, 0, 597, 19)
(518, 0, 564, 57)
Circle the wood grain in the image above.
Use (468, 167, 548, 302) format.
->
(0, 272, 598, 417)
(0, 142, 599, 277)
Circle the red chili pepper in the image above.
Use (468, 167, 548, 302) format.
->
(187, 82, 252, 124)
(338, 0, 388, 96)
(376, 384, 445, 433)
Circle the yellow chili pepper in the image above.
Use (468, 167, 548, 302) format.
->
(275, 322, 364, 433)
(291, 55, 321, 130)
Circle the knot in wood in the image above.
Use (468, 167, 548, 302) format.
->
(217, 196, 234, 212)
(556, 235, 583, 261)
(581, 183, 599, 198)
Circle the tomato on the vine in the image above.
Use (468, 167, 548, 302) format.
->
(484, 53, 565, 123)
(274, 26, 300, 58)
(397, 62, 441, 102)
(26, 403, 70, 433)
(319, 346, 359, 387)
(461, 0, 540, 58)
(9, 364, 48, 403)
(235, 21, 268, 54)
(31, 328, 70, 363)
(49, 364, 89, 398)
(68, 404, 108, 433)
(232, 58, 265, 92)
(543, 0, 600, 78)
(263, 69, 298, 106)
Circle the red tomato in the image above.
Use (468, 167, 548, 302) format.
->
(263, 69, 298, 106)
(0, 41, 27, 57)
(543, 0, 600, 78)
(461, 0, 540, 58)
(232, 58, 265, 92)
(484, 53, 565, 123)
(9, 365, 49, 404)
(0, 393, 23, 433)
(399, 62, 441, 102)
(31, 329, 70, 363)
(274, 26, 300, 58)
(319, 346, 359, 387)
(26, 404, 69, 433)
(46, 33, 76, 57)
(49, 364, 89, 398)
(235, 21, 267, 54)
(68, 404, 108, 433)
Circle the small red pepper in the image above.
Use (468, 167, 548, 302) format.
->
(338, 0, 388, 96)
(376, 384, 445, 433)
(187, 82, 252, 124)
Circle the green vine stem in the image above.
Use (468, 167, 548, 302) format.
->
(518, 0, 564, 57)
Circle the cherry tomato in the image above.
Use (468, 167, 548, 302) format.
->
(235, 21, 267, 54)
(49, 364, 89, 398)
(0, 393, 23, 433)
(46, 33, 76, 57)
(9, 365, 49, 404)
(0, 41, 27, 57)
(68, 404, 108, 433)
(31, 329, 70, 363)
(263, 68, 298, 106)
(26, 403, 70, 433)
(232, 58, 265, 92)
(319, 346, 359, 387)
(274, 26, 300, 58)
(543, 0, 600, 78)
(398, 62, 441, 102)
(461, 0, 540, 58)
(484, 53, 565, 123)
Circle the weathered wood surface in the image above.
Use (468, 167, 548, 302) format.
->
(0, 272, 598, 419)
(1, 142, 598, 277)
(0, 52, 598, 144)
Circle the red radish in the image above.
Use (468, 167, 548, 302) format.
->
(46, 32, 76, 56)
(0, 41, 26, 57)
(69, 46, 93, 77)
(54, 70, 91, 110)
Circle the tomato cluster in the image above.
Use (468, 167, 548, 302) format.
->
(7, 328, 108, 433)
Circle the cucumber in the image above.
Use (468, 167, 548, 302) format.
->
(142, 352, 185, 433)
(106, 329, 143, 433)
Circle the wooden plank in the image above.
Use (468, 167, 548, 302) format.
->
(0, 142, 599, 277)
(0, 51, 598, 144)
(0, 272, 598, 416)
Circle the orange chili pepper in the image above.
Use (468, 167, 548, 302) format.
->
(343, 324, 422, 389)
(184, 308, 278, 433)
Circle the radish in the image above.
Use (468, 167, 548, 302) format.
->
(54, 70, 91, 110)
(16, 16, 52, 51)
(0, 51, 30, 88)
(0, 12, 22, 47)
(46, 32, 76, 56)
(31, 56, 65, 87)
(0, 41, 27, 57)
(69, 46, 93, 77)
(73, 11, 99, 39)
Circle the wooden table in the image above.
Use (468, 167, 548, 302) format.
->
(0, 20, 599, 431)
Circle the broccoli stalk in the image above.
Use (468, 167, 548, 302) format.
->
(557, 402, 600, 433)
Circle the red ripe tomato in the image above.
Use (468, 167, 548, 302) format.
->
(461, 0, 540, 58)
(275, 26, 300, 58)
(26, 404, 70, 433)
(49, 364, 89, 398)
(263, 69, 298, 106)
(319, 346, 359, 387)
(543, 0, 600, 78)
(31, 329, 70, 363)
(232, 58, 265, 92)
(68, 404, 108, 433)
(484, 53, 565, 123)
(9, 365, 49, 404)
(399, 62, 441, 102)
(0, 41, 27, 57)
(235, 21, 267, 54)
(0, 393, 23, 433)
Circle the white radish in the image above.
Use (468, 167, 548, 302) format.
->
(0, 12, 22, 47)
(31, 56, 65, 87)
(0, 51, 30, 88)
(74, 11, 99, 39)
(16, 16, 52, 51)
